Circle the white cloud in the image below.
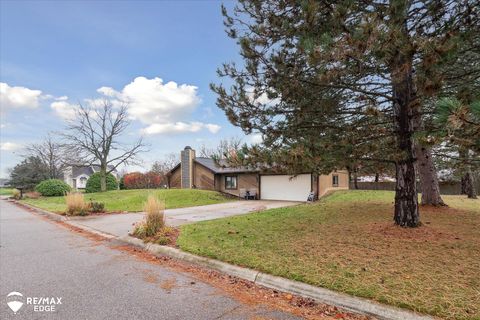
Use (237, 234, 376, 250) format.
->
(45, 76, 222, 135)
(51, 100, 77, 120)
(246, 87, 280, 106)
(121, 77, 200, 124)
(96, 86, 120, 98)
(205, 123, 221, 134)
(249, 133, 263, 144)
(0, 142, 22, 151)
(0, 82, 43, 111)
(142, 121, 221, 135)
(95, 76, 221, 135)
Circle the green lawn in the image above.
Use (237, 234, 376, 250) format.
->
(178, 190, 480, 320)
(0, 188, 14, 196)
(22, 189, 233, 213)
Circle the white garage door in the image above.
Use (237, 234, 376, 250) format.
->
(260, 174, 311, 201)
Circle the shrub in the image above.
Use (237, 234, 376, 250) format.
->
(85, 172, 118, 193)
(65, 192, 88, 216)
(123, 172, 145, 189)
(119, 176, 125, 190)
(131, 223, 147, 238)
(88, 201, 105, 213)
(12, 189, 21, 200)
(144, 195, 165, 236)
(144, 171, 163, 188)
(132, 195, 165, 238)
(151, 226, 176, 245)
(36, 179, 71, 196)
(123, 171, 163, 189)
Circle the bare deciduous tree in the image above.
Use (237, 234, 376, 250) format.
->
(62, 101, 147, 192)
(199, 137, 243, 159)
(24, 134, 69, 180)
(150, 153, 180, 185)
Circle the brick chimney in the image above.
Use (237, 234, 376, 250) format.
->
(180, 146, 195, 188)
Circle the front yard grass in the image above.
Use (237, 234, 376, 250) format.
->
(178, 190, 480, 320)
(0, 188, 14, 196)
(21, 189, 233, 213)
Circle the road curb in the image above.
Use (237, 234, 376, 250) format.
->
(13, 199, 434, 320)
(67, 220, 117, 239)
(13, 200, 67, 222)
(118, 236, 432, 320)
(120, 235, 260, 282)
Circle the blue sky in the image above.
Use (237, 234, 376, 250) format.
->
(0, 0, 257, 178)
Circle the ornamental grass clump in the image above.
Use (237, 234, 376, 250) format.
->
(12, 189, 21, 200)
(65, 192, 88, 216)
(131, 195, 176, 245)
(144, 195, 165, 237)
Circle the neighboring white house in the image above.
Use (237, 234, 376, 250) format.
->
(0, 178, 10, 187)
(63, 165, 118, 189)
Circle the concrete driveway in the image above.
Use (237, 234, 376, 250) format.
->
(68, 200, 300, 238)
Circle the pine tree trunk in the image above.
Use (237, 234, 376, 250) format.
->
(461, 175, 467, 195)
(394, 160, 419, 227)
(389, 2, 421, 228)
(353, 170, 359, 189)
(415, 144, 446, 206)
(391, 73, 420, 227)
(464, 170, 478, 199)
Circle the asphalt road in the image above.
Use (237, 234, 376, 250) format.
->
(0, 200, 301, 320)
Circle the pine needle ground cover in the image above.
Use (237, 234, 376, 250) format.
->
(178, 191, 480, 319)
(21, 189, 233, 213)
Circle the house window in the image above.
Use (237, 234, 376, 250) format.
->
(225, 176, 237, 190)
(332, 175, 339, 187)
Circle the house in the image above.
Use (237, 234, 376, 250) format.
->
(167, 146, 349, 201)
(63, 165, 118, 190)
(0, 178, 9, 188)
(0, 178, 10, 187)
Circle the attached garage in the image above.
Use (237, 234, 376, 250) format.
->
(260, 174, 312, 202)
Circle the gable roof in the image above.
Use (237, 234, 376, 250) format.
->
(71, 165, 117, 178)
(194, 157, 259, 174)
(72, 166, 94, 177)
(168, 157, 260, 175)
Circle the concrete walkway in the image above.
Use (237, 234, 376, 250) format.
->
(68, 200, 299, 238)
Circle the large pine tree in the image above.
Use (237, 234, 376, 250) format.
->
(212, 0, 479, 227)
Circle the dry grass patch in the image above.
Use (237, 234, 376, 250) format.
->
(132, 195, 178, 246)
(11, 189, 21, 200)
(65, 192, 88, 216)
(178, 191, 480, 320)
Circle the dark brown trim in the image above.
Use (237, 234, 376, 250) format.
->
(332, 174, 339, 187)
(258, 173, 261, 199)
(167, 163, 181, 176)
(224, 175, 238, 190)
